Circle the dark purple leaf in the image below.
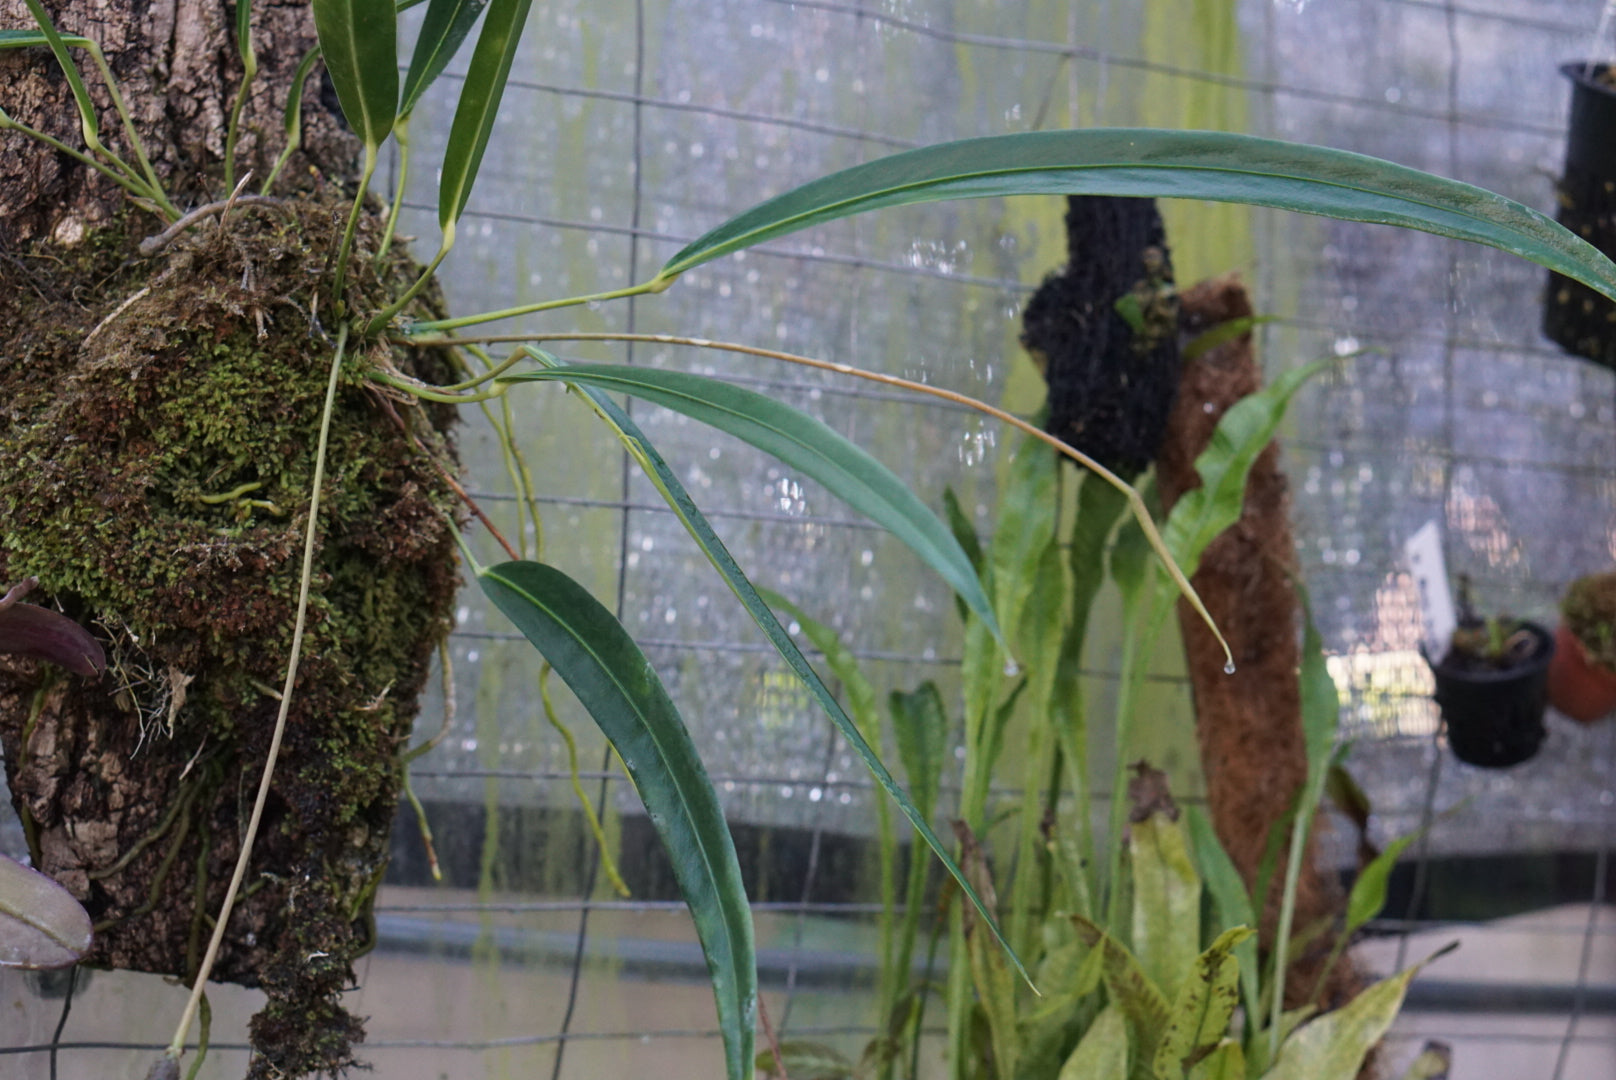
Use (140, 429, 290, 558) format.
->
(0, 599, 105, 677)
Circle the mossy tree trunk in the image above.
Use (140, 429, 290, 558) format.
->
(0, 7, 462, 1077)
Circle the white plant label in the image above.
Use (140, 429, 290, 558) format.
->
(1404, 521, 1456, 660)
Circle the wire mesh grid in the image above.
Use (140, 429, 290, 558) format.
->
(4, 0, 1616, 1077)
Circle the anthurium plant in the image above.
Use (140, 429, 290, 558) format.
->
(0, 1, 1613, 1077)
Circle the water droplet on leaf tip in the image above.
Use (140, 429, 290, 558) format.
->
(1003, 660, 1021, 677)
(1223, 661, 1237, 675)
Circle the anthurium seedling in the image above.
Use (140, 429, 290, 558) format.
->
(0, 578, 105, 678)
(0, 851, 92, 969)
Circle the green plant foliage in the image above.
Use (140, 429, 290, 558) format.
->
(476, 559, 756, 1080)
(548, 376, 1026, 988)
(1129, 812, 1203, 1003)
(1160, 360, 1330, 576)
(17, 1, 98, 146)
(1183, 808, 1259, 1033)
(310, 0, 398, 152)
(1152, 928, 1253, 1080)
(0, 852, 92, 969)
(438, 0, 533, 233)
(399, 0, 489, 120)
(989, 438, 1059, 650)
(0, 28, 92, 48)
(1343, 829, 1423, 936)
(955, 822, 1021, 1079)
(502, 364, 1003, 644)
(657, 130, 1616, 302)
(1264, 587, 1344, 1058)
(888, 682, 947, 822)
(1186, 1041, 1244, 1080)
(1262, 958, 1437, 1080)
(1069, 915, 1173, 1064)
(754, 1041, 857, 1080)
(1057, 1004, 1129, 1080)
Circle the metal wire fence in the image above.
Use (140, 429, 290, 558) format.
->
(4, 0, 1616, 1077)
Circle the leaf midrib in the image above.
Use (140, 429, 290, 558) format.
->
(481, 567, 742, 950)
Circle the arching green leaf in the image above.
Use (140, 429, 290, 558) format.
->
(15, 2, 99, 148)
(658, 130, 1616, 305)
(553, 376, 1030, 987)
(399, 0, 489, 120)
(477, 561, 755, 1080)
(1262, 954, 1444, 1080)
(311, 0, 398, 150)
(439, 0, 532, 231)
(1344, 827, 1423, 936)
(503, 364, 1004, 645)
(1160, 360, 1328, 577)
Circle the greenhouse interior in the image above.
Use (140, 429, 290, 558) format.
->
(1, 0, 1615, 1077)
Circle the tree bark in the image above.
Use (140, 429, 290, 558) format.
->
(0, 10, 454, 1079)
(0, 0, 352, 247)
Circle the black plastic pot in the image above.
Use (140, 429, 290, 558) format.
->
(1544, 63, 1616, 369)
(1430, 622, 1554, 768)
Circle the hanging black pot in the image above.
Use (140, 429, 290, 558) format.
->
(1544, 62, 1616, 369)
(1429, 622, 1554, 768)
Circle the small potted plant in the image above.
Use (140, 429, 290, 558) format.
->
(1429, 577, 1554, 768)
(1549, 569, 1616, 723)
(1543, 60, 1616, 369)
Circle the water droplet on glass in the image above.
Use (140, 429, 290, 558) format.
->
(1223, 661, 1237, 675)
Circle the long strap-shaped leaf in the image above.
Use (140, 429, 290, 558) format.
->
(311, 0, 398, 152)
(557, 376, 1032, 986)
(502, 364, 1005, 647)
(399, 0, 489, 121)
(438, 0, 532, 233)
(477, 561, 756, 1080)
(654, 129, 1616, 303)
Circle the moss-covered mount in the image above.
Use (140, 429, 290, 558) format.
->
(0, 197, 461, 1077)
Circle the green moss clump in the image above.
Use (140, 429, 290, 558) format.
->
(1563, 570, 1616, 671)
(0, 196, 463, 1077)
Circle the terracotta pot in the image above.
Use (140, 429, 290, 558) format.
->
(1429, 622, 1554, 768)
(1547, 621, 1616, 723)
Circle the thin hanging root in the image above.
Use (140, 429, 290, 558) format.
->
(403, 640, 455, 765)
(756, 993, 792, 1080)
(89, 780, 197, 880)
(540, 663, 630, 898)
(399, 641, 456, 880)
(401, 776, 442, 881)
(97, 795, 192, 933)
(400, 330, 1235, 670)
(160, 325, 350, 1067)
